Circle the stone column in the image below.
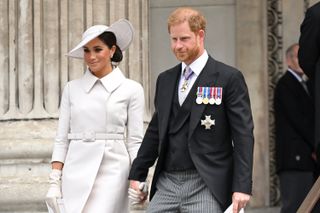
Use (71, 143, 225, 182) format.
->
(236, 0, 269, 208)
(0, 0, 150, 211)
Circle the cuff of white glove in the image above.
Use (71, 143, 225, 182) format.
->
(50, 169, 62, 179)
(47, 169, 62, 199)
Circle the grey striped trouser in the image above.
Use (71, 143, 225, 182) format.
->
(146, 170, 222, 213)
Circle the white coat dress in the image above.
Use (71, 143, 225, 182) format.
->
(51, 67, 144, 213)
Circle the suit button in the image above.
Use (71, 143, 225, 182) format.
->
(295, 155, 301, 161)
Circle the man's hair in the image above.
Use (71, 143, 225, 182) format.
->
(285, 43, 299, 59)
(167, 7, 206, 33)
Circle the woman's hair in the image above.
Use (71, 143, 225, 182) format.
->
(98, 32, 123, 62)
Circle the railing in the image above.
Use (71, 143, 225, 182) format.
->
(297, 176, 320, 213)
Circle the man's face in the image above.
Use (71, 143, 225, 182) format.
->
(169, 21, 204, 65)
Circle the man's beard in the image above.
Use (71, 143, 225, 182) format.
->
(175, 46, 200, 63)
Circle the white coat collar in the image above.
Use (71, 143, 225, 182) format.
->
(82, 67, 126, 93)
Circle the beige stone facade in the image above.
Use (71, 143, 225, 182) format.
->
(0, 0, 318, 212)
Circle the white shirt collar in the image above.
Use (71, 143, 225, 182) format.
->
(181, 50, 209, 76)
(287, 68, 303, 82)
(82, 67, 126, 93)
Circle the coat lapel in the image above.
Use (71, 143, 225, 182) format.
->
(189, 57, 219, 138)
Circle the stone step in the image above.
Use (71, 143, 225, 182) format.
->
(0, 207, 281, 213)
(131, 207, 281, 213)
(0, 207, 280, 213)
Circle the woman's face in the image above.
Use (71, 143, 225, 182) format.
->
(83, 37, 115, 78)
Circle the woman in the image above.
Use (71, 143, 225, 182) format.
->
(45, 19, 145, 213)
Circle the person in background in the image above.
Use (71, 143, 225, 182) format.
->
(45, 19, 145, 213)
(128, 7, 254, 213)
(274, 43, 317, 213)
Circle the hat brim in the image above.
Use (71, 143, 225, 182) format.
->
(67, 19, 134, 59)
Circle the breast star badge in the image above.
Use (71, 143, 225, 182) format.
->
(201, 115, 215, 129)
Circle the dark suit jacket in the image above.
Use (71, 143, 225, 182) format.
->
(129, 56, 254, 210)
(274, 71, 316, 173)
(299, 2, 320, 150)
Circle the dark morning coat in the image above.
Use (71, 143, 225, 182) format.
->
(129, 56, 254, 210)
(274, 71, 316, 173)
(299, 2, 320, 152)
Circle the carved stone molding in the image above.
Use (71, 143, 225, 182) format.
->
(267, 0, 283, 206)
(304, 0, 310, 12)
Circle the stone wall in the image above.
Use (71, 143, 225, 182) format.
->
(0, 0, 149, 211)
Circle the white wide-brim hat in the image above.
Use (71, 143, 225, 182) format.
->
(67, 19, 134, 59)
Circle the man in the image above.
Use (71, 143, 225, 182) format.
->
(129, 7, 254, 213)
(274, 43, 317, 213)
(298, 2, 320, 161)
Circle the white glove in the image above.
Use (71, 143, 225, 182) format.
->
(45, 169, 62, 213)
(128, 182, 148, 205)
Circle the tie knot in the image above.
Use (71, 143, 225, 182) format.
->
(183, 66, 193, 80)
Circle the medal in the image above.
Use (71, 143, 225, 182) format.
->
(203, 98, 209, 104)
(196, 87, 203, 104)
(209, 99, 215, 105)
(215, 98, 221, 105)
(215, 87, 223, 105)
(196, 97, 203, 104)
(201, 115, 215, 129)
(209, 87, 215, 105)
(202, 87, 209, 104)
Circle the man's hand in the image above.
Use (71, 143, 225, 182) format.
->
(128, 180, 148, 205)
(232, 192, 250, 213)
